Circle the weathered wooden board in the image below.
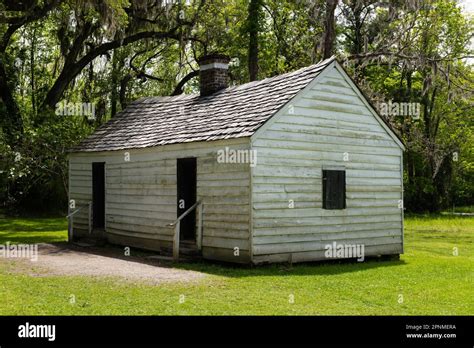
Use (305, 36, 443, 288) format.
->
(69, 138, 252, 262)
(250, 64, 403, 263)
(253, 243, 403, 264)
(69, 62, 403, 265)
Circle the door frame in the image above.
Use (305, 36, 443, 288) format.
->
(176, 157, 197, 241)
(92, 162, 106, 229)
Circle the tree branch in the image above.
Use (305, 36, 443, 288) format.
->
(172, 70, 199, 95)
(0, 0, 64, 52)
(42, 29, 182, 109)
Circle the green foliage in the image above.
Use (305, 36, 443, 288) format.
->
(0, 215, 472, 314)
(1, 112, 95, 214)
(347, 0, 474, 211)
(0, 0, 472, 214)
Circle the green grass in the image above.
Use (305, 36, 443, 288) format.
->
(0, 217, 68, 244)
(0, 215, 472, 315)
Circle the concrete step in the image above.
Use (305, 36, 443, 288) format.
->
(180, 247, 200, 256)
(73, 236, 106, 247)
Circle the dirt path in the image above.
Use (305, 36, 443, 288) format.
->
(2, 243, 207, 285)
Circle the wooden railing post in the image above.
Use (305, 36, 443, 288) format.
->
(173, 220, 180, 261)
(68, 215, 73, 243)
(197, 203, 203, 251)
(167, 200, 202, 261)
(66, 201, 92, 243)
(88, 202, 92, 234)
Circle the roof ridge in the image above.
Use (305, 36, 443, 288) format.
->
(226, 55, 336, 91)
(70, 56, 336, 152)
(132, 56, 336, 103)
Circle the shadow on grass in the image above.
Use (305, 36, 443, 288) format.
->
(173, 257, 407, 278)
(44, 241, 407, 278)
(0, 216, 408, 279)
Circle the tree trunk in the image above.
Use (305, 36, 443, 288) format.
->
(119, 74, 132, 110)
(111, 51, 119, 117)
(322, 0, 338, 59)
(247, 0, 262, 81)
(349, 1, 364, 80)
(30, 25, 37, 117)
(0, 57, 23, 144)
(41, 65, 78, 113)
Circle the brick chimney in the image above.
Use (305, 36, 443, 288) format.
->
(198, 53, 230, 96)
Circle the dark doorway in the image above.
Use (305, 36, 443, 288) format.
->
(177, 158, 197, 241)
(92, 162, 105, 229)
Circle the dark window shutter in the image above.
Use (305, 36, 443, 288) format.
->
(322, 170, 346, 210)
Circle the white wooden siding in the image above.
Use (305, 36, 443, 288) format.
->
(69, 61, 403, 265)
(251, 64, 403, 264)
(68, 138, 251, 263)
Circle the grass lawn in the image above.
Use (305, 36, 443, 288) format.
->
(0, 215, 472, 315)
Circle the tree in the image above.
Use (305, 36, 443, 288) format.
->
(343, 0, 473, 211)
(246, 0, 263, 81)
(0, 0, 207, 212)
(322, 0, 338, 59)
(0, 0, 472, 214)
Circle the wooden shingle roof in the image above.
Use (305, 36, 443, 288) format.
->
(71, 57, 335, 152)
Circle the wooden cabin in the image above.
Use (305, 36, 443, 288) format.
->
(68, 55, 405, 264)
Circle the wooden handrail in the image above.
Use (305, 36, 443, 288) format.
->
(166, 200, 201, 227)
(166, 200, 203, 261)
(66, 202, 90, 218)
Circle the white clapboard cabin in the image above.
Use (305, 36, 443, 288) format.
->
(68, 54, 405, 264)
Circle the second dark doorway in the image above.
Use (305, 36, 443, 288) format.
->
(177, 158, 197, 241)
(92, 162, 105, 229)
